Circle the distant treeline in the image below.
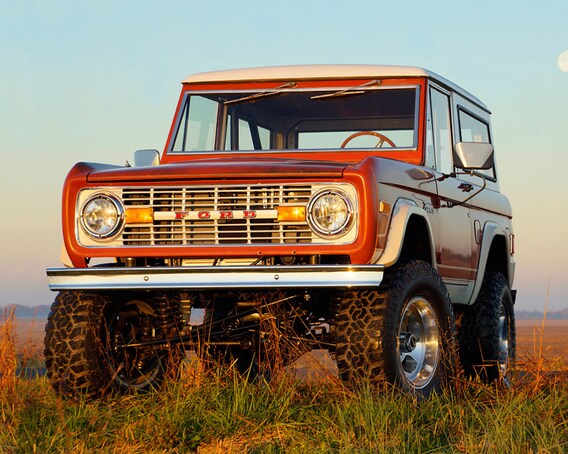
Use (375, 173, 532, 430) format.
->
(1, 304, 568, 320)
(1, 304, 51, 319)
(515, 308, 568, 320)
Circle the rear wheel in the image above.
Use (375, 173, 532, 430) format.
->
(336, 260, 456, 398)
(456, 272, 516, 383)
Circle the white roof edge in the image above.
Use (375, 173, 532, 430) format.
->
(182, 64, 487, 111)
(183, 65, 434, 83)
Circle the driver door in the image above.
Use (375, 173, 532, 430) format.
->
(427, 86, 475, 304)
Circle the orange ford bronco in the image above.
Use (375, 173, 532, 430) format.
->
(45, 65, 515, 399)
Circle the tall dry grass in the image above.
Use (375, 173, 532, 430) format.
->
(0, 303, 566, 452)
(1, 356, 565, 453)
(0, 309, 17, 396)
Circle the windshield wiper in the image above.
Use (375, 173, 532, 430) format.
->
(310, 79, 382, 100)
(224, 81, 297, 105)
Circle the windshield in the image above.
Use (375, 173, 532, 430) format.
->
(170, 86, 418, 153)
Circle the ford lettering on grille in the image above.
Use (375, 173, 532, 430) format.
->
(169, 210, 266, 220)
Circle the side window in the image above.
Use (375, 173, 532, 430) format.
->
(172, 96, 218, 152)
(428, 87, 453, 173)
(458, 109, 495, 178)
(458, 109, 490, 143)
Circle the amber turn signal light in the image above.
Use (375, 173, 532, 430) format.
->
(125, 207, 154, 224)
(379, 200, 391, 215)
(277, 206, 306, 222)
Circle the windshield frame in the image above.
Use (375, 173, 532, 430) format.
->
(164, 78, 425, 164)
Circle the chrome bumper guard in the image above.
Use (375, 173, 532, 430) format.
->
(46, 265, 384, 291)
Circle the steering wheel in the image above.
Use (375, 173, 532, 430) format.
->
(340, 131, 396, 148)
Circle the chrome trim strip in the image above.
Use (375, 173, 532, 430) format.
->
(46, 265, 383, 291)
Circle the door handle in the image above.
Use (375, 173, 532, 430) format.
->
(458, 183, 474, 193)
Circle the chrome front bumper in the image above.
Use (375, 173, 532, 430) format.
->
(46, 265, 384, 291)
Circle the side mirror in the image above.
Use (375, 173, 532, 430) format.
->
(133, 149, 160, 167)
(454, 142, 494, 170)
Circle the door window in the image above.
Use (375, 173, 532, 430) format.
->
(427, 87, 453, 173)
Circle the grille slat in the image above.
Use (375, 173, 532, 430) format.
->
(122, 185, 313, 246)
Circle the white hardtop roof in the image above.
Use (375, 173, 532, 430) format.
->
(183, 64, 487, 110)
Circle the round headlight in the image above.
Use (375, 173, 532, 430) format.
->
(308, 189, 353, 237)
(80, 194, 124, 239)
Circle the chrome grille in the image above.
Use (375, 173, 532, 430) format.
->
(121, 185, 314, 246)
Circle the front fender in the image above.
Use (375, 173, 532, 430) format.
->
(376, 198, 436, 267)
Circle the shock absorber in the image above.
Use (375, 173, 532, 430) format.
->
(154, 293, 183, 338)
(179, 292, 193, 326)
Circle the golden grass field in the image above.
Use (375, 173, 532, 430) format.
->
(516, 319, 567, 368)
(1, 314, 566, 452)
(4, 316, 567, 371)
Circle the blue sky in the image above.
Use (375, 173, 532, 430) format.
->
(1, 0, 567, 311)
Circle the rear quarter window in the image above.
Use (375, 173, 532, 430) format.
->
(458, 109, 490, 143)
(458, 108, 495, 179)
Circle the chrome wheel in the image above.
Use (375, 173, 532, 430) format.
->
(398, 297, 440, 389)
(498, 301, 512, 383)
(498, 303, 509, 360)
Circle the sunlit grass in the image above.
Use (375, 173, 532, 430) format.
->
(1, 312, 567, 453)
(0, 364, 566, 452)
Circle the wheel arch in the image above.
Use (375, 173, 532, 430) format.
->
(468, 222, 514, 305)
(377, 199, 435, 268)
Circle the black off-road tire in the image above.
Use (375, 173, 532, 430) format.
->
(456, 272, 516, 383)
(336, 260, 456, 398)
(44, 291, 109, 398)
(44, 291, 183, 399)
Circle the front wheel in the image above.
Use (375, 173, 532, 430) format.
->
(336, 261, 456, 398)
(44, 291, 183, 399)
